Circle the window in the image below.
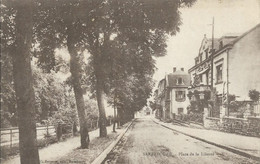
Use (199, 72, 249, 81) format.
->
(178, 108, 184, 114)
(199, 74, 203, 83)
(216, 64, 223, 83)
(177, 78, 183, 85)
(176, 91, 186, 101)
(206, 72, 209, 85)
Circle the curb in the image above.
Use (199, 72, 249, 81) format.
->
(152, 119, 260, 162)
(91, 119, 135, 164)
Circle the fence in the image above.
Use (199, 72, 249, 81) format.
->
(0, 125, 55, 148)
(253, 102, 260, 116)
(0, 118, 113, 148)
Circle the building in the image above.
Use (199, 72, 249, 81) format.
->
(189, 34, 220, 88)
(155, 68, 191, 120)
(166, 67, 191, 119)
(213, 24, 260, 116)
(188, 35, 221, 115)
(213, 24, 260, 101)
(189, 23, 260, 117)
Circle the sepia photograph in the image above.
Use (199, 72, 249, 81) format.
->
(1, 0, 260, 163)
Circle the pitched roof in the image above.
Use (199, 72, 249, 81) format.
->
(229, 23, 260, 45)
(166, 71, 190, 88)
(212, 23, 260, 57)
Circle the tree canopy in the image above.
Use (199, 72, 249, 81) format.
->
(1, 1, 196, 161)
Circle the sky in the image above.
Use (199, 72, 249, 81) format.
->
(153, 0, 260, 84)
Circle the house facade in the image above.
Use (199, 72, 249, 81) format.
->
(166, 68, 190, 119)
(189, 35, 218, 88)
(188, 23, 260, 118)
(155, 68, 191, 120)
(213, 24, 260, 116)
(213, 24, 260, 101)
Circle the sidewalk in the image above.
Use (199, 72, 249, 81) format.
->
(152, 118, 260, 161)
(2, 124, 123, 164)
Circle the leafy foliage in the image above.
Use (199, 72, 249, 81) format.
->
(83, 0, 196, 123)
(2, 0, 196, 135)
(0, 53, 17, 127)
(249, 89, 260, 102)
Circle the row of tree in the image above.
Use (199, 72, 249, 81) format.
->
(1, 0, 195, 163)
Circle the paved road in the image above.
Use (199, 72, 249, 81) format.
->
(104, 118, 258, 164)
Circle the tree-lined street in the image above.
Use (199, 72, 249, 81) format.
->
(104, 118, 259, 164)
(1, 0, 259, 164)
(1, 0, 195, 162)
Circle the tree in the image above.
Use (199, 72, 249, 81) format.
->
(0, 51, 17, 128)
(249, 89, 260, 102)
(33, 0, 100, 148)
(2, 0, 40, 163)
(85, 0, 196, 136)
(1, 1, 17, 128)
(34, 0, 196, 138)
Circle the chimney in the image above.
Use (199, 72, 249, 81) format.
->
(181, 68, 184, 71)
(173, 67, 176, 72)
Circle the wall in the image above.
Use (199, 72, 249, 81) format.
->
(170, 88, 190, 116)
(204, 117, 220, 130)
(247, 117, 260, 135)
(228, 25, 260, 100)
(213, 50, 228, 95)
(203, 115, 260, 137)
(221, 117, 260, 136)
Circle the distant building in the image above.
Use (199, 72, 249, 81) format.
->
(166, 67, 191, 119)
(155, 68, 191, 120)
(135, 107, 153, 118)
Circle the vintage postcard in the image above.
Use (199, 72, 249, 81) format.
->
(1, 0, 260, 163)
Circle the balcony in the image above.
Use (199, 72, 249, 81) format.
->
(188, 84, 211, 92)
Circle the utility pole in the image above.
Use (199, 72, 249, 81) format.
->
(227, 50, 229, 117)
(208, 17, 215, 117)
(210, 17, 214, 90)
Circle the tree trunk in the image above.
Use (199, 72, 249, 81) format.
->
(93, 33, 108, 137)
(117, 108, 123, 127)
(12, 1, 40, 163)
(113, 95, 117, 132)
(67, 26, 89, 149)
(96, 74, 108, 137)
(113, 120, 116, 132)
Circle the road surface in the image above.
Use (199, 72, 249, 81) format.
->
(104, 118, 258, 164)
